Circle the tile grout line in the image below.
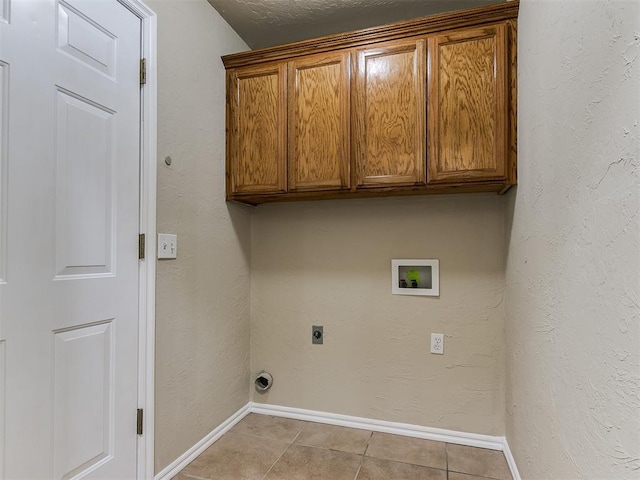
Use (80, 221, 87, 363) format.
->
(363, 430, 374, 458)
(226, 430, 295, 443)
(446, 442, 449, 477)
(260, 442, 292, 480)
(353, 431, 374, 480)
(447, 465, 508, 480)
(197, 415, 509, 480)
(352, 462, 363, 480)
(237, 416, 503, 480)
(364, 433, 374, 468)
(180, 474, 209, 480)
(364, 431, 451, 474)
(291, 424, 307, 444)
(290, 421, 375, 456)
(446, 443, 510, 480)
(352, 451, 365, 480)
(260, 424, 308, 480)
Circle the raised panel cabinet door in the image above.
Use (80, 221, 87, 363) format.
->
(354, 39, 426, 188)
(227, 62, 287, 196)
(289, 52, 350, 191)
(427, 24, 508, 184)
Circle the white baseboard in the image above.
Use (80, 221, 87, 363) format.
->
(154, 403, 251, 480)
(501, 436, 521, 480)
(251, 402, 504, 451)
(154, 401, 520, 480)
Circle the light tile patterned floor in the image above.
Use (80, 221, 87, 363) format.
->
(174, 413, 513, 480)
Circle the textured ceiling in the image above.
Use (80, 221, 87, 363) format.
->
(208, 0, 506, 50)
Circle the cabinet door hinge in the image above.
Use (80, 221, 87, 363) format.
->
(139, 233, 145, 260)
(140, 58, 147, 85)
(137, 408, 144, 435)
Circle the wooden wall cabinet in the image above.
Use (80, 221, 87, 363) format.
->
(427, 25, 508, 185)
(288, 52, 351, 192)
(223, 1, 519, 205)
(227, 62, 287, 195)
(354, 39, 426, 188)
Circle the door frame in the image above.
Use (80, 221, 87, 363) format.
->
(117, 0, 157, 478)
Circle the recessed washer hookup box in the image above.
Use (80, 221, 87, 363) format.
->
(391, 259, 440, 297)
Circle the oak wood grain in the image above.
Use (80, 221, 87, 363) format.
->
(288, 52, 350, 191)
(354, 38, 426, 188)
(227, 62, 287, 196)
(224, 2, 519, 204)
(427, 24, 508, 184)
(230, 182, 508, 205)
(507, 18, 518, 185)
(222, 1, 519, 69)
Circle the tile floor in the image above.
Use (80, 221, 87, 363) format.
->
(174, 414, 513, 480)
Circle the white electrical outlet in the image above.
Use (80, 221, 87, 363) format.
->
(157, 233, 178, 259)
(430, 333, 444, 354)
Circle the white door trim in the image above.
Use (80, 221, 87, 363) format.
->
(116, 1, 157, 478)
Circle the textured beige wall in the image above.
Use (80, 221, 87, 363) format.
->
(149, 0, 251, 473)
(251, 195, 506, 435)
(505, 0, 640, 478)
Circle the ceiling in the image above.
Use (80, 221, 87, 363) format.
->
(208, 0, 506, 50)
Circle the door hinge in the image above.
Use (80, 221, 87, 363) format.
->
(139, 233, 145, 260)
(140, 58, 147, 85)
(137, 408, 144, 435)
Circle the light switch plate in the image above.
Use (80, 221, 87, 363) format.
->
(158, 233, 177, 259)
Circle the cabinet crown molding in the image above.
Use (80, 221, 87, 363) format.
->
(222, 1, 519, 69)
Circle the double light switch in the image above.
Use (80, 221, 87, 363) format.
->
(157, 233, 177, 259)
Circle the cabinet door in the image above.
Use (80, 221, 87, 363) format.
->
(289, 52, 350, 191)
(227, 63, 287, 196)
(354, 39, 426, 188)
(427, 25, 507, 184)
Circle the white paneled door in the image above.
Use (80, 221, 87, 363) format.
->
(0, 0, 142, 478)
